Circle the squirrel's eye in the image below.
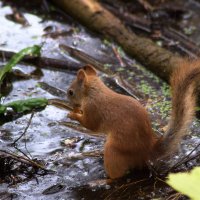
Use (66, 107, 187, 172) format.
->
(68, 89, 74, 96)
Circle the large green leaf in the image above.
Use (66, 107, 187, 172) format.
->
(167, 167, 200, 200)
(0, 98, 48, 115)
(0, 98, 48, 125)
(0, 45, 41, 84)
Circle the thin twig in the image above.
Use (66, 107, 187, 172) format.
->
(48, 99, 73, 111)
(113, 75, 141, 101)
(0, 150, 49, 172)
(174, 151, 200, 169)
(112, 46, 125, 67)
(137, 0, 154, 12)
(104, 178, 148, 200)
(14, 145, 31, 160)
(167, 142, 200, 173)
(12, 112, 35, 159)
(166, 192, 183, 200)
(13, 112, 34, 144)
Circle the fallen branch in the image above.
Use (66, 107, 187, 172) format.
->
(0, 49, 81, 72)
(51, 0, 184, 81)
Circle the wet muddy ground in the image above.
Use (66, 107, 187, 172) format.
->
(0, 1, 200, 199)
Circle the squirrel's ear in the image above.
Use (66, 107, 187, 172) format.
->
(82, 64, 97, 76)
(77, 69, 87, 84)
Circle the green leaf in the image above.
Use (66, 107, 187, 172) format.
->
(0, 98, 48, 125)
(167, 167, 200, 200)
(0, 45, 41, 84)
(5, 98, 48, 113)
(0, 98, 48, 115)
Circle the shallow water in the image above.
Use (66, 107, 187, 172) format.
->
(0, 1, 200, 199)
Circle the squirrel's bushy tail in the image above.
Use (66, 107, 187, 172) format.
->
(154, 59, 200, 160)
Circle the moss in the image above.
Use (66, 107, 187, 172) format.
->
(103, 39, 112, 46)
(103, 63, 112, 69)
(116, 67, 125, 72)
(137, 80, 157, 97)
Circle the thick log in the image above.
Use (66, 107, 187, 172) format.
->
(51, 0, 184, 82)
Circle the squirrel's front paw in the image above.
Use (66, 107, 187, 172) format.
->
(67, 111, 76, 120)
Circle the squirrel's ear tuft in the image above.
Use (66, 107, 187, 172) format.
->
(82, 64, 97, 76)
(77, 69, 87, 84)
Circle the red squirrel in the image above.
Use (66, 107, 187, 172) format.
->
(67, 61, 200, 179)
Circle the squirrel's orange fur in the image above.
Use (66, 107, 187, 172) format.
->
(67, 61, 200, 179)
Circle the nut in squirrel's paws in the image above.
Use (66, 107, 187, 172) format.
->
(67, 110, 83, 120)
(73, 107, 83, 114)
